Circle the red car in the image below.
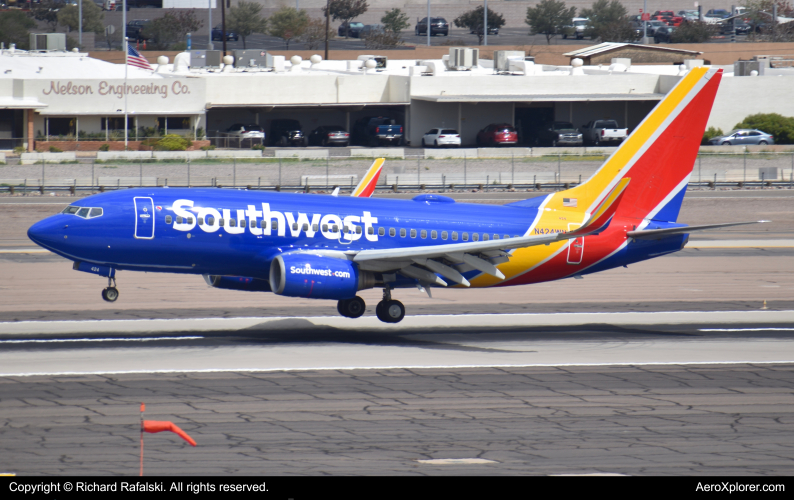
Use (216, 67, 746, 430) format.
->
(653, 10, 683, 26)
(476, 123, 518, 146)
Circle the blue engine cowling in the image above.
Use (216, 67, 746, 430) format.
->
(203, 275, 272, 292)
(269, 254, 375, 300)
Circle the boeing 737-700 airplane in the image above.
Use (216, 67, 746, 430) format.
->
(28, 66, 763, 323)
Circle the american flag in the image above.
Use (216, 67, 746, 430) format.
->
(563, 198, 578, 207)
(127, 44, 153, 71)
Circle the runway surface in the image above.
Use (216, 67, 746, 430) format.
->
(1, 190, 793, 475)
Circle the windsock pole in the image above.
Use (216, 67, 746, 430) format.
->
(140, 402, 145, 476)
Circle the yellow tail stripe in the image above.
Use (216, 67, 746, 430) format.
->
(352, 158, 385, 197)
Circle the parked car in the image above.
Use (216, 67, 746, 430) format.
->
(211, 25, 239, 42)
(654, 26, 676, 43)
(678, 10, 700, 21)
(415, 17, 449, 36)
(653, 10, 683, 26)
(632, 20, 668, 37)
(534, 122, 583, 147)
(221, 123, 264, 146)
(360, 24, 385, 39)
(720, 19, 752, 35)
(562, 17, 590, 39)
(470, 25, 499, 35)
(476, 124, 518, 147)
(421, 128, 461, 148)
(353, 117, 403, 146)
(308, 125, 350, 147)
(580, 120, 628, 146)
(269, 119, 306, 147)
(709, 129, 774, 146)
(338, 22, 364, 38)
(125, 19, 151, 41)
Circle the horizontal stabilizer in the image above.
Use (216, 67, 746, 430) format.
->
(568, 178, 630, 237)
(628, 221, 769, 240)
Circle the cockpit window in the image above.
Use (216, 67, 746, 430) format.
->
(63, 205, 103, 219)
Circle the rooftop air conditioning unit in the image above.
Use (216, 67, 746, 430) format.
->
(448, 48, 479, 70)
(232, 49, 273, 68)
(357, 54, 387, 69)
(190, 50, 222, 68)
(29, 33, 66, 51)
(494, 50, 525, 72)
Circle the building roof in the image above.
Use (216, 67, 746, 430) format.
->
(413, 93, 665, 103)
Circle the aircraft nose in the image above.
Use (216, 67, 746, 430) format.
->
(28, 216, 65, 249)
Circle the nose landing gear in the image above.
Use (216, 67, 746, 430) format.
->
(101, 277, 119, 302)
(375, 288, 405, 324)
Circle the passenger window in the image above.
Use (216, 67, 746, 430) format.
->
(332, 225, 338, 233)
(303, 223, 309, 231)
(272, 221, 278, 231)
(441, 231, 448, 240)
(176, 216, 183, 224)
(356, 226, 362, 234)
(230, 219, 237, 227)
(410, 229, 416, 238)
(504, 234, 509, 239)
(493, 234, 499, 240)
(77, 207, 90, 218)
(187, 217, 194, 224)
(198, 217, 204, 225)
(165, 215, 172, 224)
(207, 216, 214, 226)
(323, 224, 328, 232)
(312, 224, 319, 232)
(452, 232, 458, 241)
(400, 228, 406, 238)
(472, 233, 479, 242)
(258, 220, 265, 228)
(483, 234, 489, 241)
(89, 208, 103, 218)
(292, 222, 298, 230)
(389, 228, 396, 237)
(250, 220, 256, 228)
(420, 230, 427, 239)
(462, 233, 469, 242)
(219, 219, 225, 227)
(378, 227, 385, 236)
(431, 230, 437, 239)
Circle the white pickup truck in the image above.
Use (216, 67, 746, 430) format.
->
(580, 120, 628, 146)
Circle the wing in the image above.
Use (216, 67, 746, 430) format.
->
(351, 158, 385, 198)
(349, 178, 630, 287)
(627, 220, 768, 240)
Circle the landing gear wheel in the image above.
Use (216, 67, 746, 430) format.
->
(376, 300, 405, 323)
(338, 296, 366, 318)
(102, 287, 119, 302)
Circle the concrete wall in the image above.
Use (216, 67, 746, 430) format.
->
(710, 76, 794, 132)
(409, 99, 512, 146)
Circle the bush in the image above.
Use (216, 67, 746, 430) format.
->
(200, 145, 216, 151)
(155, 134, 192, 151)
(702, 126, 724, 145)
(251, 144, 265, 150)
(49, 146, 63, 152)
(672, 20, 717, 43)
(99, 143, 110, 151)
(13, 146, 24, 154)
(734, 113, 794, 144)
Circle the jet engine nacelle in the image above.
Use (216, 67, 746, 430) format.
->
(269, 254, 375, 300)
(203, 275, 272, 292)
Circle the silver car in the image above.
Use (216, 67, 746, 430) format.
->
(709, 129, 774, 146)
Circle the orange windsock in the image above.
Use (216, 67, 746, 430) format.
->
(142, 420, 197, 447)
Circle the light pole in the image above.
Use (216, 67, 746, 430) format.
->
(324, 0, 330, 60)
(427, 0, 430, 47)
(79, 0, 82, 48)
(484, 0, 488, 46)
(208, 0, 213, 50)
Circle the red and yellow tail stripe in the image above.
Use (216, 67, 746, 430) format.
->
(351, 158, 385, 198)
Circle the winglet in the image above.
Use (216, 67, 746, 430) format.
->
(351, 158, 385, 198)
(567, 177, 630, 237)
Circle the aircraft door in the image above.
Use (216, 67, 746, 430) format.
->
(134, 197, 155, 239)
(567, 223, 583, 264)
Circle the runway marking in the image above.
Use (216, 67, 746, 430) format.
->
(416, 458, 497, 465)
(0, 249, 50, 254)
(0, 336, 203, 344)
(700, 328, 794, 332)
(2, 360, 794, 378)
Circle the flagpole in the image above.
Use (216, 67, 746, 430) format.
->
(123, 0, 128, 149)
(139, 402, 145, 476)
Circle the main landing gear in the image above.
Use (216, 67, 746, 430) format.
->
(101, 277, 119, 302)
(335, 288, 406, 323)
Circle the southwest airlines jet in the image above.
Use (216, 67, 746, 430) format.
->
(28, 67, 762, 323)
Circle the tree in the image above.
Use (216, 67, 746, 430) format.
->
(734, 113, 794, 144)
(269, 7, 309, 50)
(579, 0, 636, 42)
(0, 11, 35, 50)
(454, 5, 506, 45)
(381, 8, 409, 34)
(300, 17, 335, 50)
(29, 0, 60, 31)
(325, 0, 368, 39)
(57, 2, 104, 35)
(672, 20, 717, 43)
(226, 1, 268, 49)
(525, 0, 577, 45)
(142, 11, 203, 50)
